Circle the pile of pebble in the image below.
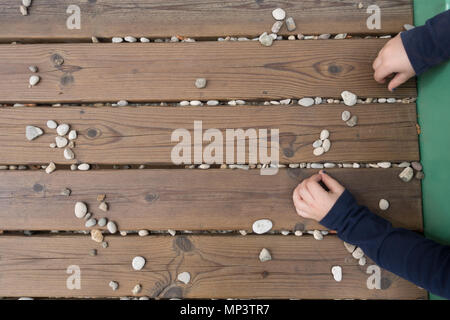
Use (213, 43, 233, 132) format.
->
(313, 129, 331, 157)
(259, 8, 296, 47)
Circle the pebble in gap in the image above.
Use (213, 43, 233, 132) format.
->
(26, 125, 43, 141)
(313, 230, 323, 240)
(342, 110, 351, 122)
(341, 91, 357, 106)
(271, 21, 283, 33)
(190, 100, 202, 106)
(78, 163, 90, 171)
(331, 266, 342, 282)
(112, 37, 123, 43)
(117, 100, 128, 107)
(45, 162, 56, 174)
(252, 219, 273, 234)
(64, 148, 75, 160)
(377, 162, 391, 168)
(280, 98, 291, 105)
(272, 8, 286, 20)
(411, 161, 422, 171)
(168, 229, 176, 236)
(98, 217, 107, 227)
(399, 167, 414, 182)
(258, 32, 273, 47)
(124, 36, 137, 43)
(99, 201, 108, 212)
(140, 37, 150, 43)
(346, 115, 358, 127)
(75, 202, 88, 219)
(85, 218, 97, 228)
(281, 230, 289, 235)
(318, 34, 331, 40)
(109, 281, 119, 291)
(107, 221, 118, 234)
(132, 256, 146, 271)
(138, 230, 149, 236)
(132, 284, 142, 295)
(56, 123, 70, 136)
(91, 229, 104, 243)
(352, 247, 364, 259)
(198, 164, 210, 169)
(177, 272, 191, 284)
(379, 199, 389, 211)
(47, 120, 57, 129)
(343, 241, 356, 253)
(259, 248, 272, 262)
(294, 230, 303, 236)
(298, 97, 315, 107)
(55, 136, 68, 148)
(334, 33, 347, 39)
(415, 171, 425, 180)
(195, 78, 207, 89)
(285, 17, 296, 31)
(207, 100, 219, 106)
(398, 162, 411, 168)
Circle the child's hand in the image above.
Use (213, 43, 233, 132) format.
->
(373, 34, 415, 92)
(292, 170, 345, 222)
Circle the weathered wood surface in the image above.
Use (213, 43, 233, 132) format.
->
(0, 104, 419, 164)
(0, 40, 415, 103)
(0, 1, 413, 41)
(0, 168, 422, 231)
(0, 235, 426, 299)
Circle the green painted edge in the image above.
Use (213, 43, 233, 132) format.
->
(413, 0, 450, 300)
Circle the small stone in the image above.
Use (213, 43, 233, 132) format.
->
(289, 163, 300, 168)
(107, 221, 118, 234)
(98, 201, 108, 212)
(320, 129, 329, 141)
(377, 162, 391, 168)
(359, 257, 367, 266)
(28, 66, 38, 73)
(404, 24, 415, 31)
(352, 247, 364, 259)
(313, 230, 323, 240)
(259, 32, 273, 47)
(177, 272, 191, 284)
(272, 8, 286, 20)
(315, 97, 323, 104)
(331, 266, 342, 282)
(64, 148, 75, 160)
(46, 120, 57, 129)
(190, 100, 202, 106)
(378, 98, 387, 103)
(55, 136, 68, 148)
(180, 100, 189, 106)
(109, 281, 119, 291)
(97, 194, 106, 202)
(132, 256, 146, 270)
(198, 164, 210, 169)
(84, 213, 92, 220)
(387, 98, 396, 103)
(68, 141, 75, 148)
(168, 229, 176, 236)
(343, 241, 356, 253)
(70, 164, 77, 170)
(312, 139, 322, 148)
(252, 219, 273, 234)
(49, 143, 56, 148)
(138, 230, 149, 236)
(132, 284, 142, 295)
(358, 2, 364, 9)
(346, 115, 358, 127)
(120, 231, 127, 236)
(298, 97, 315, 107)
(281, 230, 290, 235)
(60, 188, 71, 196)
(117, 100, 128, 106)
(280, 98, 291, 105)
(411, 162, 422, 171)
(341, 110, 351, 121)
(259, 248, 272, 262)
(324, 162, 336, 168)
(334, 33, 347, 39)
(102, 241, 108, 248)
(140, 37, 150, 43)
(341, 91, 357, 106)
(399, 167, 414, 182)
(124, 36, 137, 43)
(353, 163, 360, 168)
(294, 230, 303, 236)
(89, 249, 97, 256)
(379, 199, 389, 211)
(85, 218, 97, 228)
(20, 5, 28, 16)
(56, 124, 70, 136)
(45, 162, 56, 174)
(313, 147, 325, 156)
(398, 162, 411, 168)
(91, 36, 99, 43)
(195, 78, 207, 89)
(98, 217, 107, 227)
(68, 130, 77, 140)
(415, 171, 425, 180)
(25, 125, 43, 141)
(22, 0, 32, 8)
(311, 163, 324, 169)
(285, 17, 296, 31)
(91, 229, 104, 243)
(271, 21, 283, 33)
(207, 100, 219, 106)
(78, 163, 90, 170)
(112, 37, 123, 43)
(318, 33, 331, 40)
(322, 139, 331, 152)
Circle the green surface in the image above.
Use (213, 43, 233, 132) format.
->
(414, 0, 450, 300)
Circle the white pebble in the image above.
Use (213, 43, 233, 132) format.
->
(259, 248, 272, 262)
(320, 129, 329, 140)
(190, 100, 202, 106)
(29, 75, 40, 86)
(117, 100, 128, 106)
(68, 130, 77, 140)
(64, 148, 75, 160)
(377, 162, 391, 168)
(252, 219, 273, 234)
(272, 8, 286, 20)
(78, 163, 90, 171)
(74, 202, 87, 219)
(45, 162, 56, 174)
(47, 120, 57, 129)
(331, 266, 342, 282)
(107, 221, 117, 234)
(294, 230, 303, 236)
(258, 32, 273, 47)
(140, 37, 150, 43)
(132, 284, 142, 295)
(207, 100, 219, 106)
(85, 218, 97, 228)
(271, 21, 283, 33)
(341, 110, 351, 121)
(177, 272, 191, 284)
(132, 256, 146, 271)
(56, 123, 70, 136)
(313, 230, 323, 240)
(168, 229, 176, 236)
(399, 167, 414, 182)
(379, 199, 389, 211)
(138, 229, 149, 236)
(341, 91, 357, 106)
(322, 139, 331, 152)
(109, 281, 119, 291)
(285, 17, 296, 31)
(312, 139, 322, 148)
(313, 147, 325, 156)
(25, 125, 43, 141)
(124, 36, 137, 43)
(112, 37, 123, 43)
(352, 247, 364, 259)
(195, 78, 207, 89)
(324, 162, 336, 168)
(298, 97, 315, 107)
(359, 257, 367, 266)
(198, 164, 210, 169)
(55, 136, 68, 148)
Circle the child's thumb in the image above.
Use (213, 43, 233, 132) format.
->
(319, 170, 345, 193)
(388, 72, 409, 92)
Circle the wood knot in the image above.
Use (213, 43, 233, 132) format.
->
(51, 53, 64, 66)
(33, 183, 44, 192)
(86, 128, 100, 139)
(174, 236, 194, 252)
(145, 193, 159, 203)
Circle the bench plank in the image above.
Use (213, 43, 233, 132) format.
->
(0, 104, 419, 165)
(0, 40, 415, 103)
(0, 168, 422, 231)
(0, 0, 413, 41)
(0, 235, 426, 299)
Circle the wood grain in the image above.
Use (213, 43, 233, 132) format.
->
(0, 104, 419, 165)
(0, 40, 415, 103)
(0, 0, 413, 41)
(0, 168, 422, 231)
(0, 235, 426, 299)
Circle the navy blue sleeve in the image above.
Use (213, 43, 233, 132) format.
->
(320, 189, 450, 299)
(401, 9, 450, 75)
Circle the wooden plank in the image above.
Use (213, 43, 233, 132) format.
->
(0, 1, 413, 41)
(0, 40, 415, 103)
(0, 168, 422, 231)
(0, 235, 426, 299)
(0, 104, 419, 165)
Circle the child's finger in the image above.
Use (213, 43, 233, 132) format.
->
(298, 181, 315, 205)
(292, 186, 310, 214)
(305, 177, 328, 200)
(388, 72, 409, 91)
(374, 64, 394, 83)
(319, 170, 345, 194)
